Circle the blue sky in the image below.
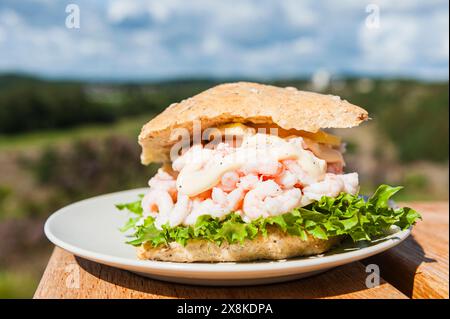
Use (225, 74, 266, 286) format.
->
(0, 0, 448, 80)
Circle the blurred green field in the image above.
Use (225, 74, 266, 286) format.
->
(0, 75, 448, 298)
(0, 271, 38, 299)
(0, 113, 147, 151)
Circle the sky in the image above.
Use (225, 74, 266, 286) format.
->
(0, 0, 448, 81)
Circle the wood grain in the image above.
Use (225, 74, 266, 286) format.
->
(362, 202, 449, 299)
(34, 202, 448, 299)
(34, 248, 406, 299)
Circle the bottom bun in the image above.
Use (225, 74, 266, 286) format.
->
(137, 227, 342, 262)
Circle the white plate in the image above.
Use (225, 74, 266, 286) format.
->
(44, 188, 411, 286)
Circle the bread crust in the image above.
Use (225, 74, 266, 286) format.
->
(137, 227, 342, 262)
(138, 82, 368, 164)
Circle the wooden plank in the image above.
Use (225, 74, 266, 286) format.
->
(362, 202, 449, 299)
(34, 247, 406, 299)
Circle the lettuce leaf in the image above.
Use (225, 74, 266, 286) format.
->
(116, 185, 421, 247)
(115, 195, 144, 216)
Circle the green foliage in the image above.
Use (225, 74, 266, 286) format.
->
(379, 84, 449, 162)
(20, 136, 158, 217)
(0, 185, 11, 207)
(0, 75, 448, 163)
(274, 79, 449, 163)
(117, 185, 421, 247)
(0, 82, 116, 133)
(403, 173, 429, 190)
(0, 76, 214, 134)
(0, 270, 38, 298)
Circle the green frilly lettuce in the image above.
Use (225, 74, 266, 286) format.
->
(116, 185, 421, 247)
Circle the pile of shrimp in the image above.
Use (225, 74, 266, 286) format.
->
(141, 136, 359, 229)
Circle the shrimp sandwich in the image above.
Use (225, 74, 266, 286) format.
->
(116, 82, 420, 262)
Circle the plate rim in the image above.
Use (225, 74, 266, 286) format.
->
(44, 188, 411, 274)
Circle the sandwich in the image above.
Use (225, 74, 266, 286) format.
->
(116, 82, 421, 262)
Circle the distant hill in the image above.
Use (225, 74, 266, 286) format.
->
(0, 74, 448, 162)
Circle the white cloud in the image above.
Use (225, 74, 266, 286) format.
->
(426, 11, 449, 62)
(201, 34, 223, 56)
(147, 1, 173, 23)
(0, 26, 6, 44)
(0, 8, 22, 27)
(359, 15, 417, 68)
(0, 0, 448, 80)
(291, 37, 317, 55)
(279, 0, 317, 27)
(107, 1, 142, 23)
(357, 1, 449, 78)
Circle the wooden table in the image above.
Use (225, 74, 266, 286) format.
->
(34, 202, 449, 299)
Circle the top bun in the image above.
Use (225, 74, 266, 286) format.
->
(138, 82, 368, 164)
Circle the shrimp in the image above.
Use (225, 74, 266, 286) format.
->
(227, 187, 246, 211)
(211, 187, 227, 205)
(274, 161, 298, 188)
(212, 187, 245, 211)
(182, 200, 202, 226)
(282, 159, 321, 186)
(302, 173, 345, 201)
(167, 193, 192, 227)
(264, 188, 302, 216)
(239, 158, 282, 176)
(216, 171, 240, 192)
(237, 173, 260, 190)
(183, 199, 228, 225)
(148, 168, 177, 200)
(141, 189, 174, 220)
(172, 144, 213, 172)
(242, 180, 282, 219)
(339, 172, 359, 195)
(148, 169, 176, 189)
(207, 142, 235, 165)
